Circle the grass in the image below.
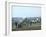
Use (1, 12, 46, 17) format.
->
(12, 23, 41, 31)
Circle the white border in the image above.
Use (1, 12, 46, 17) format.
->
(6, 1, 45, 35)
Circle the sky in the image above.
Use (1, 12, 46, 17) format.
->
(12, 6, 41, 18)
